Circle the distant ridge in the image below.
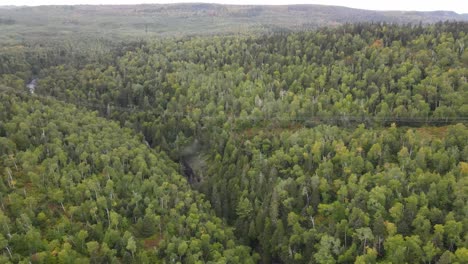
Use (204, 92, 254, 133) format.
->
(0, 3, 467, 43)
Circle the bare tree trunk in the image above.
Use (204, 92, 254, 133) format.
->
(106, 208, 111, 228)
(5, 246, 12, 259)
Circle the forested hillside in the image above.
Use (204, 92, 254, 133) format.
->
(0, 18, 467, 264)
(0, 4, 467, 44)
(32, 22, 468, 156)
(0, 90, 256, 263)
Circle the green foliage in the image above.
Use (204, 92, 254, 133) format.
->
(1, 21, 467, 263)
(0, 92, 255, 262)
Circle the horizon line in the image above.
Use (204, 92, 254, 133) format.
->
(0, 2, 465, 15)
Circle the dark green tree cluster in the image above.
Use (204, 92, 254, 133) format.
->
(0, 37, 142, 89)
(0, 91, 256, 263)
(202, 123, 467, 263)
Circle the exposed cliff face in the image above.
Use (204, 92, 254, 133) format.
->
(178, 140, 205, 185)
(181, 159, 199, 184)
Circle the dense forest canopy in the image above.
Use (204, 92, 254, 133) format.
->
(0, 90, 257, 263)
(0, 8, 467, 264)
(25, 22, 468, 155)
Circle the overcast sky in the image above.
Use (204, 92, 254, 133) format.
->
(2, 0, 468, 14)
